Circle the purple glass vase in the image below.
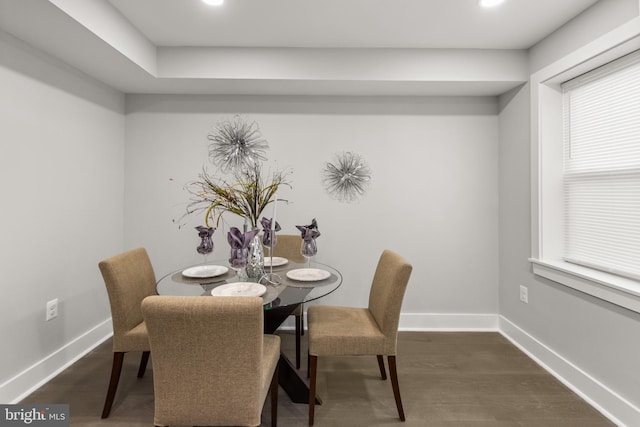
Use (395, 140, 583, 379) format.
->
(195, 226, 214, 257)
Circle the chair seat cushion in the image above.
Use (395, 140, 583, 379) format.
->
(260, 334, 281, 402)
(308, 306, 387, 356)
(114, 321, 150, 352)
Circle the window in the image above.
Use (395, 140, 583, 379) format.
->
(530, 33, 640, 314)
(562, 50, 640, 281)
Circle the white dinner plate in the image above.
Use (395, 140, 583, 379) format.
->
(286, 268, 331, 282)
(211, 282, 267, 297)
(264, 256, 288, 267)
(182, 265, 229, 279)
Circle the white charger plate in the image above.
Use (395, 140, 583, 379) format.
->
(182, 265, 228, 279)
(211, 282, 267, 297)
(264, 256, 288, 267)
(286, 268, 331, 282)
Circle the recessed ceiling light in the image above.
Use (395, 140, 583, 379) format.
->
(202, 0, 224, 6)
(479, 0, 505, 7)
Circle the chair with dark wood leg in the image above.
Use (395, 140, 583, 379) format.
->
(142, 295, 280, 427)
(98, 247, 156, 418)
(307, 249, 413, 425)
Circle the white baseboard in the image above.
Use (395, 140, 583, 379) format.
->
(399, 312, 499, 331)
(499, 315, 639, 427)
(0, 319, 113, 404)
(277, 312, 500, 332)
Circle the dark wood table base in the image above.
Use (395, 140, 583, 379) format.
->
(265, 305, 321, 404)
(278, 354, 322, 404)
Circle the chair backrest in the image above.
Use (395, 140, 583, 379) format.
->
(268, 234, 305, 263)
(367, 250, 413, 351)
(141, 295, 265, 427)
(98, 247, 157, 351)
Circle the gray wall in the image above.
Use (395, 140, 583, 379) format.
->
(123, 95, 500, 318)
(0, 30, 125, 402)
(498, 0, 640, 423)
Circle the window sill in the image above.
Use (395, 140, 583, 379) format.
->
(529, 259, 640, 314)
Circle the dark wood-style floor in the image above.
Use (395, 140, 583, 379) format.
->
(20, 331, 615, 426)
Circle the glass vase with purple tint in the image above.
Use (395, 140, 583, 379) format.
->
(195, 226, 214, 263)
(229, 247, 248, 269)
(262, 230, 277, 259)
(229, 247, 249, 280)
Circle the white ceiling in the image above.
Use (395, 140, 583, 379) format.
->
(108, 0, 599, 49)
(0, 0, 605, 96)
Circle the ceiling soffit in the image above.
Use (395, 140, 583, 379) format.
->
(1, 0, 591, 96)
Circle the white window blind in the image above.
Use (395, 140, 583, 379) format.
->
(562, 50, 640, 281)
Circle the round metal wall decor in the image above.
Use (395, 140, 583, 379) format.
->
(322, 151, 372, 202)
(207, 115, 269, 172)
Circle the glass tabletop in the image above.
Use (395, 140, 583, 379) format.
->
(156, 259, 342, 310)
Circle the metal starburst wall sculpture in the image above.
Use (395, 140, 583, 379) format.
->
(322, 151, 372, 202)
(207, 115, 269, 173)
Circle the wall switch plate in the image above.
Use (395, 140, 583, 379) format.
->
(519, 285, 528, 304)
(46, 298, 58, 321)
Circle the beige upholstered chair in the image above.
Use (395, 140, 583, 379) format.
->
(141, 295, 280, 427)
(266, 234, 306, 369)
(307, 250, 413, 425)
(98, 247, 156, 418)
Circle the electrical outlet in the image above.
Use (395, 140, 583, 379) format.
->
(519, 285, 528, 304)
(46, 299, 58, 321)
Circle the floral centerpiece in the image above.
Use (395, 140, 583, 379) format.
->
(184, 163, 289, 229)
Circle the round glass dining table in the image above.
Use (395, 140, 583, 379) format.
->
(155, 258, 342, 404)
(156, 259, 342, 311)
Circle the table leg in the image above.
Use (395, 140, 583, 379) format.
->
(265, 305, 321, 405)
(277, 352, 322, 404)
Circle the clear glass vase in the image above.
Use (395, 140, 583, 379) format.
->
(246, 233, 265, 279)
(301, 237, 318, 268)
